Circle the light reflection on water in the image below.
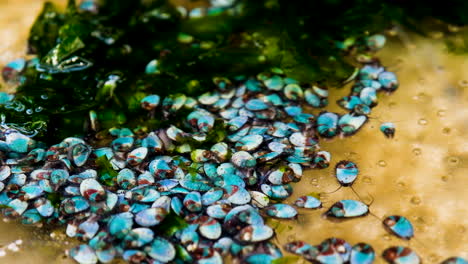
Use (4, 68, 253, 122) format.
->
(0, 1, 467, 263)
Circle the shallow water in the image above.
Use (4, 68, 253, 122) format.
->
(0, 1, 467, 263)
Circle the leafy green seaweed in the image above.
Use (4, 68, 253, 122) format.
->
(157, 212, 189, 236)
(95, 155, 118, 186)
(2, 0, 468, 141)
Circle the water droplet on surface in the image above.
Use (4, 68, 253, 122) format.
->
(458, 79, 468, 87)
(397, 182, 406, 188)
(382, 234, 391, 241)
(429, 254, 439, 262)
(310, 178, 318, 186)
(441, 175, 449, 182)
(363, 176, 372, 183)
(414, 216, 425, 224)
(40, 94, 48, 100)
(378, 160, 387, 167)
(458, 225, 466, 233)
(447, 156, 460, 166)
(35, 106, 43, 113)
(437, 109, 446, 117)
(345, 151, 358, 158)
(412, 148, 421, 156)
(287, 234, 296, 242)
(442, 127, 451, 134)
(388, 102, 397, 108)
(410, 196, 421, 205)
(418, 118, 428, 125)
(26, 109, 33, 115)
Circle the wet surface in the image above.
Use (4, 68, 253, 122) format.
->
(282, 34, 468, 263)
(0, 1, 467, 263)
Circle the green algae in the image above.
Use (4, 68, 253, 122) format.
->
(95, 155, 118, 187)
(3, 0, 468, 142)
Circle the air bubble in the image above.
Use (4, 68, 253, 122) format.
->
(413, 92, 428, 100)
(363, 176, 372, 183)
(442, 127, 451, 134)
(441, 175, 449, 182)
(382, 234, 391, 241)
(437, 109, 446, 117)
(397, 182, 406, 188)
(414, 216, 425, 224)
(418, 119, 428, 125)
(35, 106, 43, 113)
(345, 151, 358, 158)
(447, 156, 460, 166)
(410, 196, 421, 205)
(378, 160, 387, 167)
(429, 254, 440, 262)
(458, 225, 466, 233)
(412, 148, 421, 156)
(417, 92, 428, 100)
(310, 178, 318, 186)
(40, 94, 48, 100)
(458, 80, 468, 87)
(287, 234, 296, 242)
(26, 109, 33, 115)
